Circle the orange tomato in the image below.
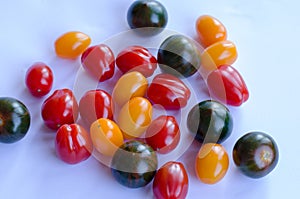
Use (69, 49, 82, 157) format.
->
(90, 118, 124, 156)
(55, 31, 91, 59)
(195, 143, 229, 184)
(196, 15, 227, 48)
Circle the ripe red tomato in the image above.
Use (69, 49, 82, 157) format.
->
(81, 44, 115, 82)
(79, 89, 114, 127)
(153, 161, 189, 199)
(116, 46, 157, 77)
(145, 115, 180, 154)
(41, 89, 79, 130)
(25, 62, 53, 97)
(55, 124, 92, 164)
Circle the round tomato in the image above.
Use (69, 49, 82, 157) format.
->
(25, 62, 53, 97)
(55, 124, 92, 164)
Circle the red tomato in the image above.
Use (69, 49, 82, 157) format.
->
(55, 124, 92, 164)
(153, 161, 189, 199)
(145, 115, 180, 154)
(79, 89, 114, 127)
(207, 65, 249, 106)
(25, 62, 53, 97)
(81, 44, 115, 82)
(41, 89, 79, 130)
(116, 46, 157, 77)
(147, 73, 191, 109)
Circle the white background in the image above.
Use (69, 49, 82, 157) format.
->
(0, 0, 299, 198)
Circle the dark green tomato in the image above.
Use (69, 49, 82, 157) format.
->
(187, 100, 233, 144)
(111, 140, 158, 188)
(233, 131, 279, 178)
(127, 0, 168, 36)
(157, 34, 201, 78)
(0, 97, 30, 143)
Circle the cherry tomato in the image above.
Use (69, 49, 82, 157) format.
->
(196, 15, 227, 48)
(25, 62, 53, 97)
(195, 143, 229, 184)
(207, 65, 249, 106)
(116, 46, 157, 77)
(54, 31, 91, 59)
(90, 118, 124, 156)
(79, 89, 114, 127)
(117, 97, 152, 139)
(147, 73, 191, 109)
(81, 44, 115, 82)
(153, 161, 189, 199)
(112, 71, 148, 107)
(145, 115, 180, 154)
(41, 89, 79, 130)
(55, 124, 92, 164)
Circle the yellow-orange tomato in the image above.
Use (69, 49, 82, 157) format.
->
(201, 40, 237, 72)
(90, 118, 124, 156)
(195, 143, 229, 184)
(117, 97, 152, 139)
(55, 31, 91, 59)
(112, 71, 148, 107)
(196, 15, 227, 48)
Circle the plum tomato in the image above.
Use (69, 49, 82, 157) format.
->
(195, 143, 229, 184)
(81, 44, 115, 82)
(54, 31, 91, 59)
(25, 62, 53, 97)
(55, 124, 92, 164)
(79, 89, 114, 127)
(145, 115, 180, 154)
(41, 89, 79, 130)
(233, 131, 279, 178)
(116, 46, 157, 77)
(153, 161, 189, 199)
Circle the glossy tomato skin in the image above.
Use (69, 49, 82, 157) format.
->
(233, 131, 279, 178)
(207, 65, 249, 106)
(79, 89, 114, 127)
(116, 46, 157, 77)
(55, 124, 92, 164)
(147, 73, 191, 110)
(25, 62, 53, 97)
(145, 115, 180, 154)
(81, 44, 115, 82)
(153, 161, 189, 199)
(41, 89, 79, 130)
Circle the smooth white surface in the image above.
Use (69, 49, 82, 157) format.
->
(0, 0, 299, 198)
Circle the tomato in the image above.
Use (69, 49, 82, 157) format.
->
(195, 143, 229, 184)
(201, 40, 237, 72)
(25, 62, 53, 97)
(207, 65, 249, 106)
(145, 115, 180, 154)
(54, 31, 91, 59)
(79, 89, 114, 127)
(157, 34, 201, 77)
(147, 73, 191, 109)
(196, 15, 227, 48)
(187, 100, 233, 144)
(233, 131, 279, 178)
(90, 118, 124, 156)
(127, 0, 168, 35)
(41, 89, 79, 130)
(117, 97, 152, 139)
(0, 97, 30, 143)
(112, 71, 148, 107)
(111, 140, 158, 188)
(153, 161, 189, 199)
(81, 44, 115, 82)
(116, 46, 157, 77)
(55, 124, 92, 164)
